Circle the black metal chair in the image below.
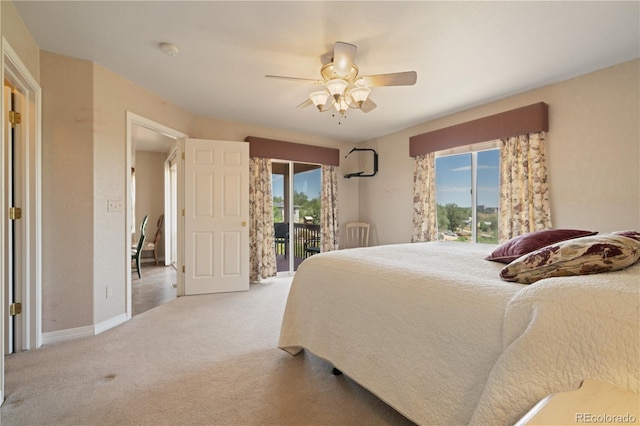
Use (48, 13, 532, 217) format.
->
(304, 236, 321, 258)
(274, 222, 289, 258)
(131, 215, 149, 279)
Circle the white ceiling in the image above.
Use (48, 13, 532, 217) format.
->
(14, 1, 640, 143)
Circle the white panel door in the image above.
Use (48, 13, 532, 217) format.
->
(184, 139, 249, 295)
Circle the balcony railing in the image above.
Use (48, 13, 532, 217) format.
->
(293, 223, 320, 258)
(274, 222, 321, 259)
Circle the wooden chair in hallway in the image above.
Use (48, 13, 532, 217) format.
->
(142, 214, 164, 265)
(131, 215, 149, 279)
(345, 222, 370, 248)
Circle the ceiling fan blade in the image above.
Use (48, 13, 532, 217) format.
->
(361, 71, 417, 87)
(332, 41, 357, 78)
(296, 98, 313, 109)
(265, 75, 323, 84)
(360, 97, 377, 113)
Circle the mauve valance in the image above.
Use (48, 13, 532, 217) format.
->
(409, 102, 549, 157)
(245, 136, 340, 166)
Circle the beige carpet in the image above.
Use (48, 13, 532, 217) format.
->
(1, 276, 414, 425)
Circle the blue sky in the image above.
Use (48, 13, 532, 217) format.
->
(435, 150, 500, 208)
(272, 168, 321, 199)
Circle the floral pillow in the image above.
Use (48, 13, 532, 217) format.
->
(500, 234, 640, 284)
(612, 230, 640, 242)
(485, 229, 598, 264)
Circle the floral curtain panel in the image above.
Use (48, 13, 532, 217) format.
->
(320, 165, 339, 252)
(412, 152, 437, 242)
(249, 157, 276, 282)
(498, 131, 552, 242)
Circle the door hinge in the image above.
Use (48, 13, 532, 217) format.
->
(9, 207, 22, 220)
(9, 302, 22, 316)
(182, 265, 185, 273)
(182, 208, 185, 217)
(9, 110, 21, 126)
(181, 152, 185, 160)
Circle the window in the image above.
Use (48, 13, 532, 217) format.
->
(435, 142, 500, 243)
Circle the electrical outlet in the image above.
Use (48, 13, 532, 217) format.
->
(107, 200, 123, 213)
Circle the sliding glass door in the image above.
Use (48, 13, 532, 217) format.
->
(272, 161, 321, 273)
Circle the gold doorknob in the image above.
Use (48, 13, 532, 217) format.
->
(241, 221, 247, 227)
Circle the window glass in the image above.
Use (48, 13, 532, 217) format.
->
(435, 148, 499, 243)
(436, 153, 472, 242)
(476, 150, 500, 243)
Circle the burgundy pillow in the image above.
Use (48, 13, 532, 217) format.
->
(485, 229, 598, 264)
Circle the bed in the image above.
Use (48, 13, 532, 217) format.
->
(278, 241, 640, 425)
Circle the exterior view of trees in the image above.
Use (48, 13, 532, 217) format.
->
(437, 203, 498, 243)
(273, 190, 320, 224)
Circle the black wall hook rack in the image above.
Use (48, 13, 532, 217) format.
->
(344, 147, 378, 178)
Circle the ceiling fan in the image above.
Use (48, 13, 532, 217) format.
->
(265, 41, 417, 119)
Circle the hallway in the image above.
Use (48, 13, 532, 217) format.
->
(132, 264, 177, 316)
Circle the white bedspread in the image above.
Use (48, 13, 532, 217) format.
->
(471, 261, 640, 425)
(278, 242, 640, 425)
(279, 242, 523, 424)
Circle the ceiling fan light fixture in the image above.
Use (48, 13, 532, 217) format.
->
(334, 96, 351, 115)
(349, 86, 371, 107)
(266, 42, 416, 123)
(309, 90, 330, 111)
(326, 78, 348, 101)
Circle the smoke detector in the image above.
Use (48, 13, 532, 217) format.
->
(159, 43, 179, 57)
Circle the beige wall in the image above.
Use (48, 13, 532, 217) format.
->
(40, 51, 94, 331)
(1, 1, 39, 81)
(134, 151, 166, 262)
(358, 59, 640, 245)
(91, 62, 195, 324)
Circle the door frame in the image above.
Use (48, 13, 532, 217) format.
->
(1, 38, 42, 403)
(125, 112, 187, 318)
(164, 149, 179, 268)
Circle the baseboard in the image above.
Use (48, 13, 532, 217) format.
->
(41, 313, 129, 345)
(94, 313, 128, 335)
(42, 325, 94, 345)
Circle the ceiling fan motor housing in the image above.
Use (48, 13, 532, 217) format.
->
(321, 63, 359, 83)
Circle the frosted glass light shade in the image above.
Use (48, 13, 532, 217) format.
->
(309, 91, 330, 110)
(326, 79, 348, 100)
(349, 86, 371, 106)
(334, 96, 351, 114)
